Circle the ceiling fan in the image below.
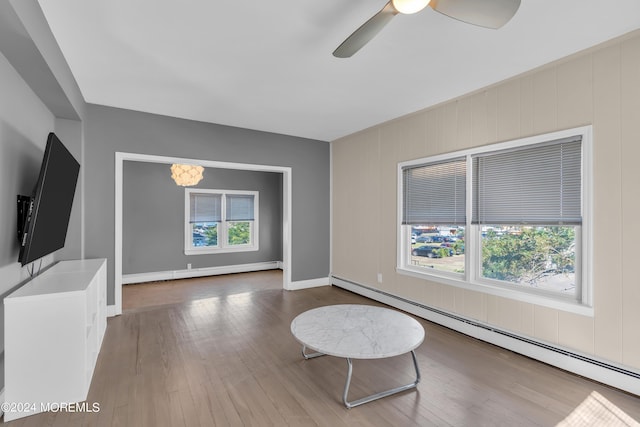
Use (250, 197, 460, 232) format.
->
(333, 0, 521, 58)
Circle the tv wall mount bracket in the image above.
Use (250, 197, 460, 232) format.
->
(17, 195, 32, 242)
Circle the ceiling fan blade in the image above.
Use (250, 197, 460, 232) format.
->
(333, 2, 398, 58)
(429, 0, 521, 29)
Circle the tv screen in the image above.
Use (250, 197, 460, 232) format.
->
(18, 132, 80, 266)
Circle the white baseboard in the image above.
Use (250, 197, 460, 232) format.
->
(122, 261, 281, 285)
(288, 276, 330, 290)
(332, 276, 640, 397)
(116, 265, 328, 314)
(106, 305, 118, 317)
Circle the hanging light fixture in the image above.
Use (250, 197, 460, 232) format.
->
(170, 163, 204, 186)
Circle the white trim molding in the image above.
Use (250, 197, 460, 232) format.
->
(106, 305, 118, 317)
(288, 276, 331, 291)
(331, 276, 640, 397)
(122, 261, 281, 285)
(115, 152, 293, 316)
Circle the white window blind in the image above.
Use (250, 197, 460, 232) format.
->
(226, 194, 255, 221)
(472, 136, 582, 225)
(190, 193, 221, 223)
(402, 157, 466, 225)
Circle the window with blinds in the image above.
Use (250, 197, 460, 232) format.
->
(472, 136, 582, 226)
(401, 158, 467, 274)
(190, 193, 222, 224)
(185, 189, 258, 254)
(402, 157, 466, 225)
(472, 137, 582, 294)
(398, 126, 591, 309)
(226, 194, 255, 222)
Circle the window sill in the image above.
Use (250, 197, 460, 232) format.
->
(396, 266, 594, 317)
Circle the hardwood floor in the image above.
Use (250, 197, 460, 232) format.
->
(5, 270, 640, 426)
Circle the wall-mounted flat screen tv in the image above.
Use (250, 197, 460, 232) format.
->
(18, 132, 80, 266)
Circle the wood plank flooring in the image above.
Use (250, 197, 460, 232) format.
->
(5, 270, 640, 426)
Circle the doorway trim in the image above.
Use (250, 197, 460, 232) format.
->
(114, 151, 292, 315)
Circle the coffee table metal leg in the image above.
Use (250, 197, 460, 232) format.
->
(342, 350, 421, 409)
(301, 345, 324, 360)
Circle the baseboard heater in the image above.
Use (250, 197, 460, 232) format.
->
(331, 276, 640, 396)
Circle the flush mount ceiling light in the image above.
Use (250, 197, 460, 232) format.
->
(170, 164, 204, 186)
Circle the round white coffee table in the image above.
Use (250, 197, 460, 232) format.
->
(290, 304, 425, 408)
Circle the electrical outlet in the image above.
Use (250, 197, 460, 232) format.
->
(187, 263, 192, 270)
(377, 273, 382, 283)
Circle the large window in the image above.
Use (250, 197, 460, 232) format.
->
(185, 189, 258, 255)
(398, 127, 592, 313)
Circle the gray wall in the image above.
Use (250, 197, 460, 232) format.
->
(122, 162, 283, 274)
(0, 0, 86, 393)
(0, 47, 55, 394)
(85, 104, 330, 304)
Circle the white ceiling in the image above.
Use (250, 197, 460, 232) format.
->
(37, 0, 640, 142)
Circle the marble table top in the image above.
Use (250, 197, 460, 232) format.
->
(290, 304, 425, 359)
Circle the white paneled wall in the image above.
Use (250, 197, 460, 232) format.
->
(332, 30, 640, 370)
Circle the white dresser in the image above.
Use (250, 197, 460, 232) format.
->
(3, 259, 107, 421)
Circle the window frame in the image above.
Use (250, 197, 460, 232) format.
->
(397, 126, 593, 316)
(184, 188, 259, 255)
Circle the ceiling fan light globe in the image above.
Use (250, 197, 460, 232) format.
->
(391, 0, 431, 14)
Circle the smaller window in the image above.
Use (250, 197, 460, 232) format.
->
(402, 158, 466, 277)
(185, 189, 258, 255)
